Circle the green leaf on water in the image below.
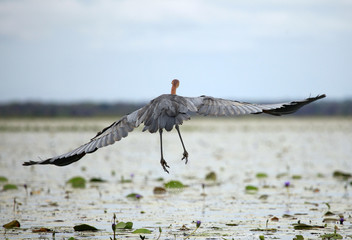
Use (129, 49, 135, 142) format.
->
(3, 184, 18, 191)
(205, 171, 217, 181)
(126, 193, 143, 199)
(73, 224, 98, 231)
(67, 176, 86, 188)
(132, 228, 152, 234)
(293, 235, 304, 240)
(90, 177, 107, 183)
(245, 185, 258, 193)
(320, 233, 343, 239)
(115, 221, 133, 229)
(164, 180, 184, 189)
(293, 223, 324, 230)
(333, 170, 351, 179)
(115, 222, 126, 229)
(292, 175, 302, 180)
(0, 176, 8, 182)
(256, 173, 268, 178)
(124, 222, 133, 229)
(324, 211, 335, 216)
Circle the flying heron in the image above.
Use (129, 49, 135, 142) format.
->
(23, 79, 326, 173)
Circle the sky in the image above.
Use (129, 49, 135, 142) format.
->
(0, 0, 351, 103)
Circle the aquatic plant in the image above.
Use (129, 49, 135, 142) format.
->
(126, 193, 143, 200)
(184, 220, 201, 239)
(164, 180, 185, 188)
(67, 176, 86, 188)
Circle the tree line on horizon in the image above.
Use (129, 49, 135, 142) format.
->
(0, 100, 351, 117)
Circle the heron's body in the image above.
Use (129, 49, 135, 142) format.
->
(23, 80, 326, 173)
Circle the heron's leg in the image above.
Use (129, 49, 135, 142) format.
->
(159, 129, 170, 173)
(175, 125, 189, 164)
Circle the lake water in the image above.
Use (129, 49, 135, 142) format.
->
(0, 117, 351, 239)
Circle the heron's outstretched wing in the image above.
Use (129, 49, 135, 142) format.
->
(185, 94, 326, 117)
(23, 107, 147, 167)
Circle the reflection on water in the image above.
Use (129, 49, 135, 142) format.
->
(0, 117, 351, 239)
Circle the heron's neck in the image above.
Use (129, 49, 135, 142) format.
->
(171, 86, 177, 95)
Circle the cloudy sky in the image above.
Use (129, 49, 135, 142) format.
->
(0, 0, 351, 103)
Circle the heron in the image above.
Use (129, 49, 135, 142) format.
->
(23, 79, 326, 173)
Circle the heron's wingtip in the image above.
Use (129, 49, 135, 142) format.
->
(23, 161, 38, 166)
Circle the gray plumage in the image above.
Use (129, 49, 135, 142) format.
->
(23, 91, 326, 172)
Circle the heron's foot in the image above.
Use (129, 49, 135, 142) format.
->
(181, 151, 189, 164)
(160, 158, 170, 173)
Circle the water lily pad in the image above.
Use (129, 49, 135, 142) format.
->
(324, 211, 336, 216)
(333, 170, 351, 179)
(245, 185, 258, 194)
(293, 223, 324, 230)
(164, 180, 184, 189)
(0, 176, 8, 182)
(293, 235, 304, 240)
(205, 171, 217, 181)
(67, 176, 86, 188)
(126, 193, 143, 199)
(3, 184, 17, 191)
(256, 173, 268, 178)
(3, 220, 20, 229)
(90, 177, 106, 183)
(115, 221, 133, 229)
(322, 218, 339, 223)
(320, 233, 343, 239)
(132, 228, 152, 234)
(32, 227, 52, 233)
(73, 224, 98, 231)
(153, 187, 166, 194)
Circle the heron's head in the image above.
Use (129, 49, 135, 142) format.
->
(171, 79, 179, 95)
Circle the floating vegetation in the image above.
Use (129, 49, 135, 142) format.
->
(324, 211, 336, 216)
(256, 173, 268, 178)
(0, 176, 8, 182)
(333, 170, 351, 179)
(3, 184, 18, 191)
(225, 223, 238, 226)
(153, 187, 166, 194)
(293, 235, 304, 240)
(126, 193, 143, 200)
(320, 227, 343, 240)
(120, 176, 133, 183)
(164, 180, 185, 189)
(73, 224, 99, 231)
(293, 223, 325, 230)
(205, 171, 217, 181)
(323, 218, 339, 223)
(184, 221, 201, 239)
(250, 228, 277, 232)
(115, 222, 133, 229)
(32, 227, 52, 233)
(67, 176, 86, 188)
(132, 228, 152, 234)
(245, 185, 258, 194)
(292, 175, 302, 179)
(90, 177, 107, 183)
(3, 220, 20, 229)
